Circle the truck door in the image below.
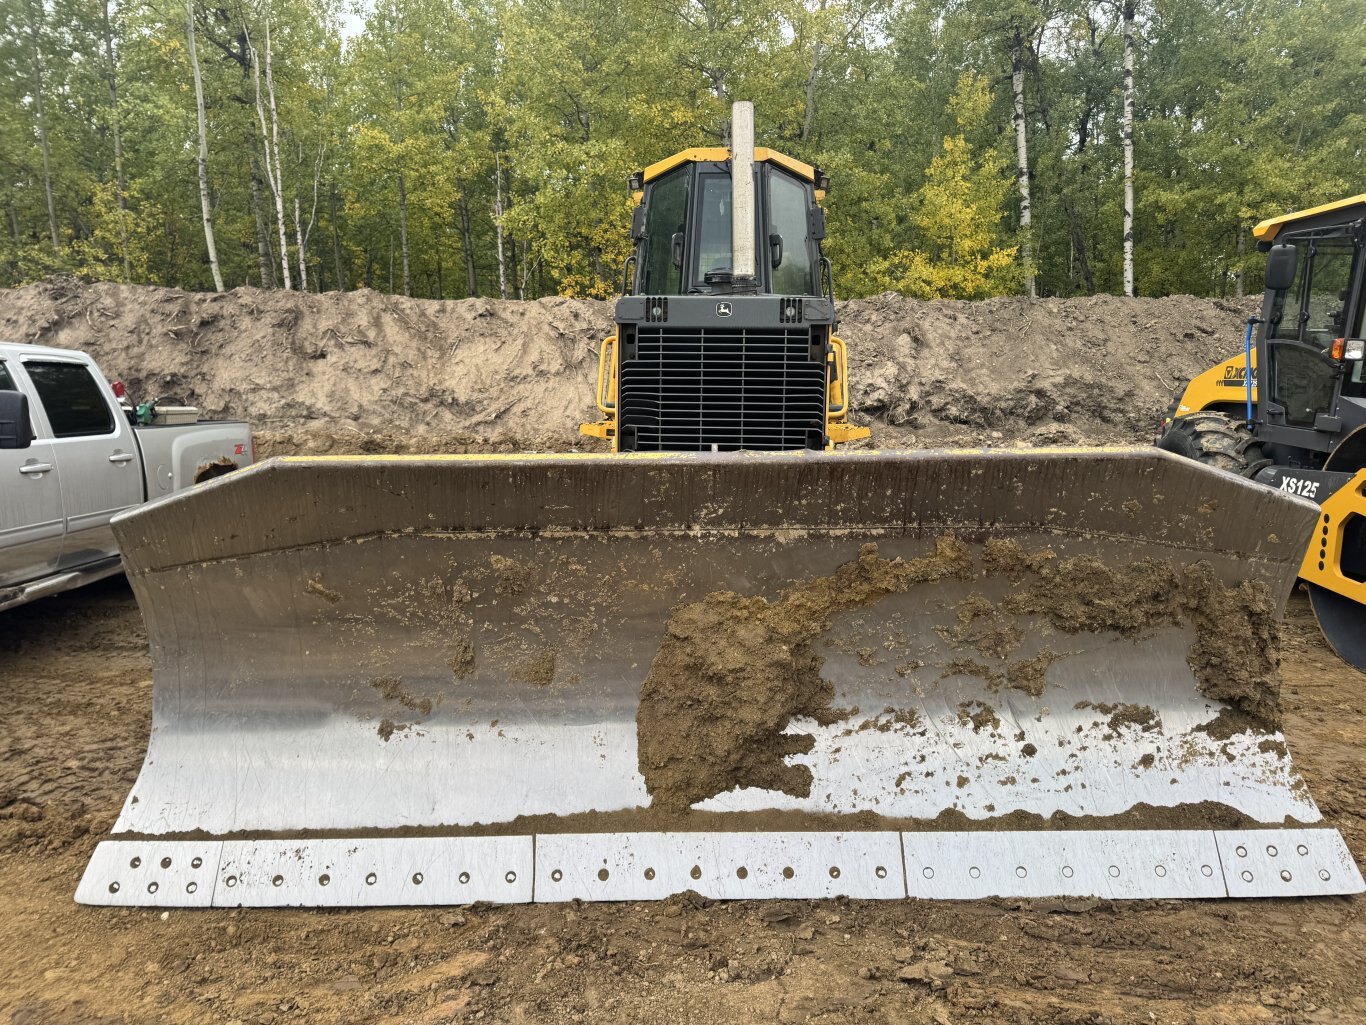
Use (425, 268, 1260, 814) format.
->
(0, 357, 66, 589)
(20, 356, 142, 570)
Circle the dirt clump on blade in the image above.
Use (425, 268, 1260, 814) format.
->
(636, 539, 973, 810)
(995, 540, 1282, 728)
(0, 279, 1257, 453)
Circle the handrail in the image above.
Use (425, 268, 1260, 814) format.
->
(595, 336, 618, 414)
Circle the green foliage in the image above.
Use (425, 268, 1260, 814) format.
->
(0, 0, 1359, 299)
(869, 73, 1020, 299)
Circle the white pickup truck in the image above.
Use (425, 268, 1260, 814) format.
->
(0, 342, 253, 611)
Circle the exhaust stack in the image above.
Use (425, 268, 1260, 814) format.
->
(730, 100, 757, 293)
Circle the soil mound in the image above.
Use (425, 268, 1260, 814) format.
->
(0, 279, 1256, 455)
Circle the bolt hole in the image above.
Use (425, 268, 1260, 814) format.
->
(597, 868, 610, 882)
(272, 875, 284, 887)
(129, 857, 141, 869)
(318, 873, 331, 887)
(459, 871, 471, 885)
(366, 873, 377, 886)
(1015, 866, 1027, 879)
(1155, 865, 1167, 878)
(160, 857, 172, 869)
(225, 875, 238, 888)
(782, 866, 794, 880)
(551, 869, 564, 882)
(1061, 865, 1074, 879)
(1297, 844, 1309, 856)
(828, 866, 841, 880)
(191, 857, 203, 869)
(147, 882, 159, 894)
(690, 865, 702, 880)
(412, 872, 424, 886)
(875, 866, 887, 879)
(186, 882, 198, 894)
(1235, 845, 1248, 858)
(1241, 870, 1254, 883)
(505, 871, 517, 884)
(644, 867, 656, 881)
(1265, 845, 1278, 858)
(922, 867, 934, 880)
(1318, 869, 1331, 882)
(969, 866, 981, 880)
(1200, 864, 1213, 877)
(108, 882, 120, 894)
(1108, 865, 1120, 878)
(1280, 870, 1292, 882)
(736, 866, 748, 880)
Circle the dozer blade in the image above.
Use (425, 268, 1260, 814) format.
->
(79, 449, 1364, 906)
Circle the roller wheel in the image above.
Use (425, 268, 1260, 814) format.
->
(1156, 411, 1270, 478)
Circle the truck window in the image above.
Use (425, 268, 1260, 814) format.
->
(769, 171, 814, 296)
(23, 360, 115, 437)
(0, 362, 14, 390)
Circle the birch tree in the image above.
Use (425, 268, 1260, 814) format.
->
(249, 21, 293, 290)
(1121, 0, 1136, 297)
(1010, 23, 1035, 297)
(24, 0, 59, 252)
(185, 1, 224, 291)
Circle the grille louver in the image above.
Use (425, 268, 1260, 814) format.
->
(619, 325, 827, 451)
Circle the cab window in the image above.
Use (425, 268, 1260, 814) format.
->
(0, 362, 14, 390)
(1269, 238, 1358, 344)
(23, 360, 115, 438)
(640, 168, 688, 295)
(769, 171, 814, 295)
(693, 173, 733, 283)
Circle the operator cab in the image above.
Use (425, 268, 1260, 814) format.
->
(629, 150, 831, 298)
(1255, 196, 1366, 450)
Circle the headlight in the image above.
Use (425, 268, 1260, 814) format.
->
(1345, 338, 1365, 361)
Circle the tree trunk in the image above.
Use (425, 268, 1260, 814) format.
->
(397, 173, 410, 296)
(186, 1, 225, 292)
(492, 155, 508, 300)
(1011, 27, 1035, 298)
(330, 186, 344, 291)
(250, 23, 293, 290)
(1122, 1, 1136, 297)
(26, 0, 60, 252)
(101, 0, 131, 281)
(250, 145, 275, 287)
(1234, 228, 1245, 298)
(294, 195, 308, 291)
(459, 192, 477, 296)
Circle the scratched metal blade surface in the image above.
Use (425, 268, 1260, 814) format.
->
(104, 448, 1323, 837)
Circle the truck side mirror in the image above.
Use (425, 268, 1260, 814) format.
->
(630, 206, 647, 242)
(1266, 244, 1298, 291)
(0, 389, 33, 450)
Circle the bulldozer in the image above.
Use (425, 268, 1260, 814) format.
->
(1157, 195, 1366, 669)
(77, 105, 1362, 908)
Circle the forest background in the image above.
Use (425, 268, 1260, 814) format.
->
(2, 0, 1361, 302)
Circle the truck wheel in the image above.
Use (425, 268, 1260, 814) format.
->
(1156, 411, 1268, 478)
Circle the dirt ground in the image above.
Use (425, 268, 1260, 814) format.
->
(1, 577, 1363, 1025)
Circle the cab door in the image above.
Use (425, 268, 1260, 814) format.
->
(0, 357, 66, 588)
(20, 356, 142, 570)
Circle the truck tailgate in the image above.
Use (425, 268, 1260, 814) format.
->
(132, 421, 253, 497)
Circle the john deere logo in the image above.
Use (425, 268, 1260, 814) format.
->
(716, 302, 732, 317)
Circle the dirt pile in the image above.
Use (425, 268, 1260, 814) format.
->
(0, 279, 1256, 454)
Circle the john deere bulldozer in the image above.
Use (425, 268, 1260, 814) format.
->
(1157, 195, 1366, 669)
(77, 105, 1362, 908)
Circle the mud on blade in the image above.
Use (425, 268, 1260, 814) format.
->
(79, 449, 1365, 905)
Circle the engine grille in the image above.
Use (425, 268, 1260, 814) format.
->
(618, 326, 827, 451)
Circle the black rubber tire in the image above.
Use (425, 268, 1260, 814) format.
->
(1155, 411, 1267, 478)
